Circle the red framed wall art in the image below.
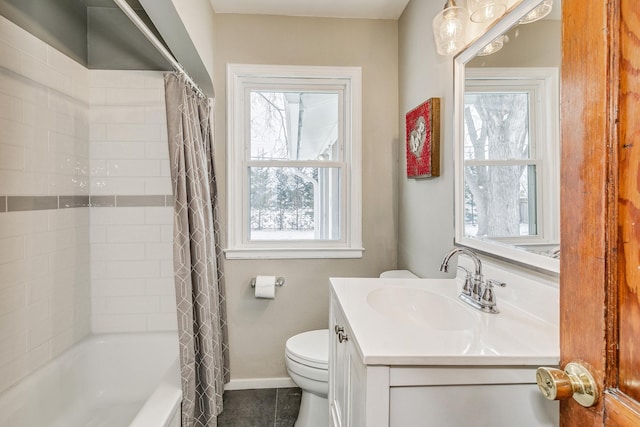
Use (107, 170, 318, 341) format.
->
(405, 97, 441, 178)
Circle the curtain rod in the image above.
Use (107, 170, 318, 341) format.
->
(112, 0, 207, 98)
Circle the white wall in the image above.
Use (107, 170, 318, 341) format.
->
(89, 70, 176, 333)
(0, 15, 91, 394)
(213, 14, 399, 382)
(397, 1, 456, 278)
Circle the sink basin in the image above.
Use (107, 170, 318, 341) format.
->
(366, 287, 477, 331)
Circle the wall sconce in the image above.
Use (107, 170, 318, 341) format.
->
(467, 0, 508, 23)
(519, 0, 553, 23)
(432, 0, 470, 56)
(433, 0, 554, 56)
(477, 34, 508, 56)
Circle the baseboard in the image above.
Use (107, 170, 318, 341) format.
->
(224, 377, 296, 391)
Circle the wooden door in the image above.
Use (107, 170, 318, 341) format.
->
(561, 0, 640, 425)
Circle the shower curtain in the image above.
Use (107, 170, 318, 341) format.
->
(164, 72, 230, 427)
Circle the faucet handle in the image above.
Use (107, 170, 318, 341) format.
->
(456, 266, 473, 296)
(481, 279, 506, 307)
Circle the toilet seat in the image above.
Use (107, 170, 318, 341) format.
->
(285, 329, 328, 370)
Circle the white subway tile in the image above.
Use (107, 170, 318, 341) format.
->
(0, 236, 24, 265)
(21, 54, 72, 96)
(26, 317, 52, 351)
(90, 87, 106, 104)
(0, 41, 22, 74)
(107, 225, 161, 243)
(0, 211, 48, 239)
(0, 307, 27, 340)
(0, 144, 24, 171)
(106, 260, 160, 279)
(146, 313, 177, 331)
(159, 295, 177, 313)
(144, 105, 166, 124)
(144, 207, 172, 225)
(144, 242, 172, 260)
(26, 341, 50, 374)
(146, 278, 175, 296)
(0, 284, 25, 317)
(89, 123, 107, 142)
(160, 259, 174, 278)
(106, 123, 163, 142)
(0, 72, 39, 103)
(0, 117, 39, 147)
(106, 295, 160, 314)
(51, 308, 74, 336)
(50, 329, 77, 359)
(0, 332, 26, 367)
(92, 314, 147, 333)
(0, 92, 22, 122)
(92, 141, 146, 160)
(46, 46, 83, 78)
(90, 225, 106, 243)
(26, 275, 53, 305)
(89, 178, 145, 195)
(0, 260, 26, 290)
(90, 105, 146, 124)
(144, 177, 171, 195)
(48, 208, 89, 231)
(92, 279, 146, 297)
(106, 159, 161, 177)
(91, 207, 145, 225)
(91, 261, 107, 280)
(144, 141, 169, 159)
(0, 354, 28, 394)
(90, 70, 147, 89)
(0, 170, 48, 195)
(92, 243, 145, 261)
(91, 296, 107, 314)
(27, 298, 49, 324)
(0, 16, 47, 61)
(105, 88, 163, 105)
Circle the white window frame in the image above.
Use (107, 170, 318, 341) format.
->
(225, 64, 363, 259)
(457, 67, 560, 250)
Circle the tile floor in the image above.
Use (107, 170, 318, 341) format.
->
(217, 387, 302, 427)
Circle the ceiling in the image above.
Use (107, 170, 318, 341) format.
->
(209, 0, 412, 20)
(209, 0, 562, 21)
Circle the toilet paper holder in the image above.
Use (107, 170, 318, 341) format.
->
(250, 277, 285, 288)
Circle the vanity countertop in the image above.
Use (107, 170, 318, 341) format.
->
(330, 277, 560, 366)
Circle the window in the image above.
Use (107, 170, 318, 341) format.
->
(462, 68, 559, 245)
(225, 64, 362, 259)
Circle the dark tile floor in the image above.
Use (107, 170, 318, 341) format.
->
(218, 387, 302, 427)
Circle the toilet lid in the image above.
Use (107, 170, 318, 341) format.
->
(285, 329, 329, 370)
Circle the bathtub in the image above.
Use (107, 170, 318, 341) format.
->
(0, 332, 181, 427)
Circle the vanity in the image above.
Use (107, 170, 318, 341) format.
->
(328, 275, 559, 426)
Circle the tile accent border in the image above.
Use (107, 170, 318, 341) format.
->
(0, 195, 173, 212)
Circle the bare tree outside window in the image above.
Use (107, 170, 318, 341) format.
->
(249, 91, 339, 240)
(463, 91, 536, 238)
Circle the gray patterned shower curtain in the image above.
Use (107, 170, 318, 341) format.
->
(164, 72, 230, 427)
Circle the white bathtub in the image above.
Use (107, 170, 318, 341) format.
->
(0, 332, 181, 427)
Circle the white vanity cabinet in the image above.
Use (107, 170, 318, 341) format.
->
(328, 278, 560, 427)
(329, 298, 388, 427)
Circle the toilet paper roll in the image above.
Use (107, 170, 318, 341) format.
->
(254, 275, 276, 299)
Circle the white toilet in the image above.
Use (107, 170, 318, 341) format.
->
(285, 329, 329, 427)
(285, 271, 417, 426)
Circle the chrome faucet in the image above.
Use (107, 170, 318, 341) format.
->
(440, 248, 506, 314)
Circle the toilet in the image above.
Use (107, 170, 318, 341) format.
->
(285, 270, 417, 426)
(285, 329, 329, 427)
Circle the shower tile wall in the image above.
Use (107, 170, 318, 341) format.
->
(89, 70, 176, 333)
(0, 15, 91, 393)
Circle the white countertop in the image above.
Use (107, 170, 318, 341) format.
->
(330, 277, 560, 366)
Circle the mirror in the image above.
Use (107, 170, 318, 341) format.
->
(454, 0, 561, 273)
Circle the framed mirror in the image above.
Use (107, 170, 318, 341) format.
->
(453, 0, 561, 273)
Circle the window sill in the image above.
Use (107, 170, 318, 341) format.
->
(224, 247, 364, 260)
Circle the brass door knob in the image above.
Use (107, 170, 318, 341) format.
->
(536, 363, 598, 407)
